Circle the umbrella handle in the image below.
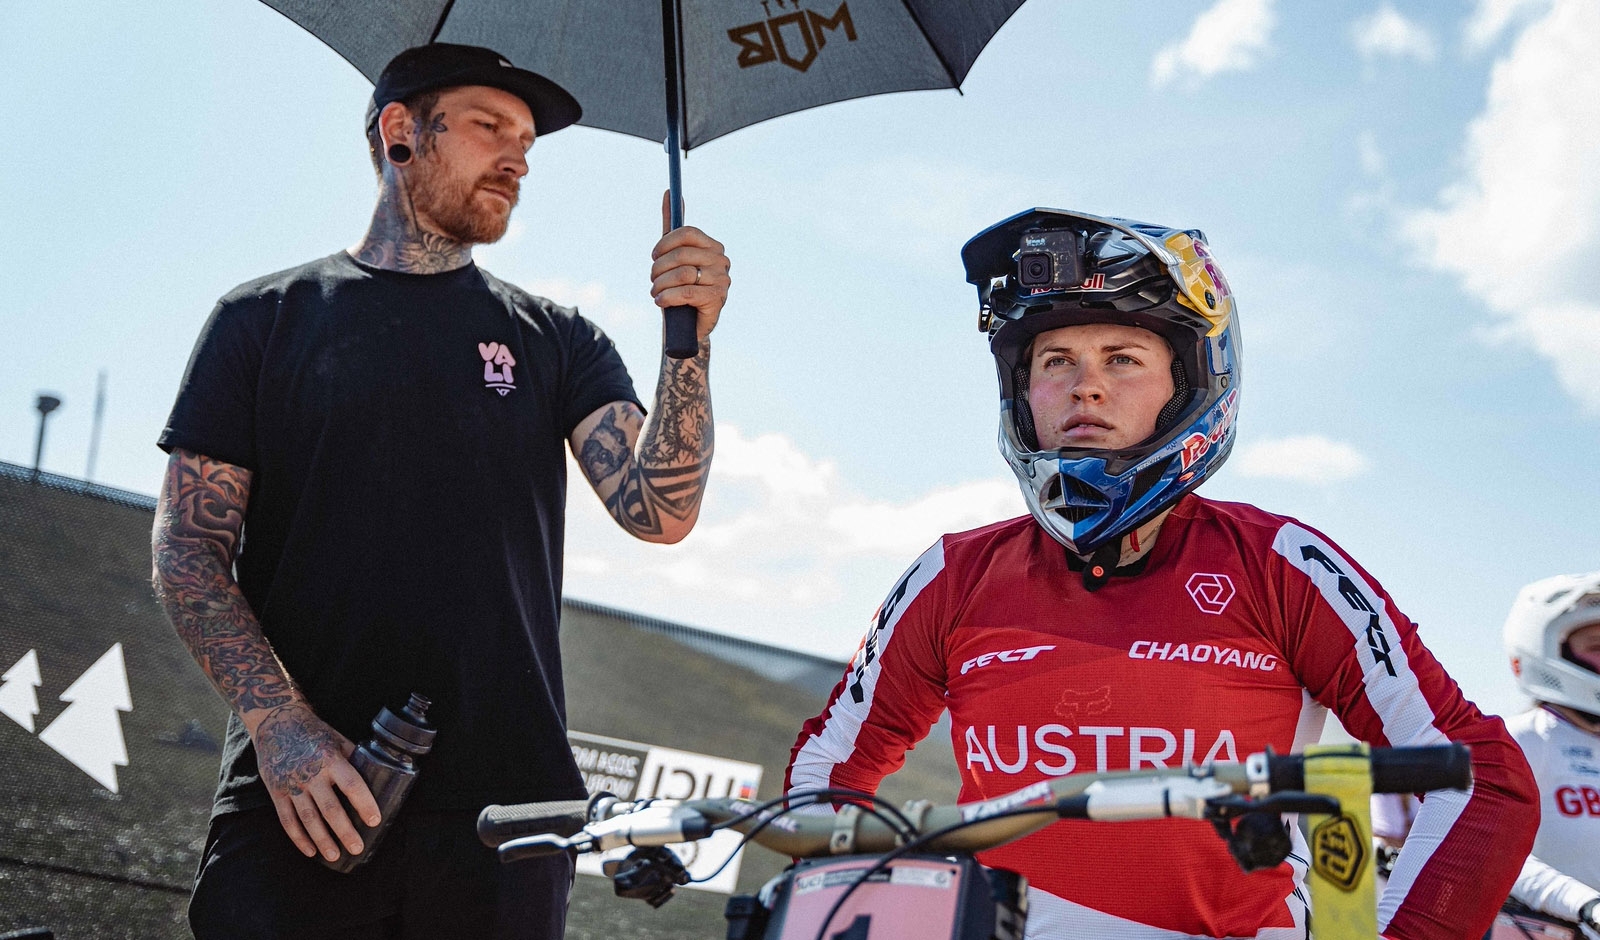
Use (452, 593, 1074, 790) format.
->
(663, 306, 698, 359)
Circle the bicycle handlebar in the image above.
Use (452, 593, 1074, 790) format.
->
(1269, 744, 1472, 795)
(479, 744, 1470, 863)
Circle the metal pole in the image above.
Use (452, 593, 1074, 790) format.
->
(32, 394, 62, 482)
(86, 369, 106, 482)
(659, 0, 698, 360)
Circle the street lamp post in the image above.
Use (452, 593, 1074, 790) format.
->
(32, 394, 62, 482)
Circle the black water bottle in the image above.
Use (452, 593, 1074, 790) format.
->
(324, 692, 436, 873)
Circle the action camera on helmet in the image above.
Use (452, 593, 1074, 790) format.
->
(1015, 229, 1083, 290)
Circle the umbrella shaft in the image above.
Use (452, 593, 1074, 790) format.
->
(661, 0, 685, 228)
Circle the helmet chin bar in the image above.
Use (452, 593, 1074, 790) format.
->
(999, 409, 1164, 556)
(998, 385, 1238, 557)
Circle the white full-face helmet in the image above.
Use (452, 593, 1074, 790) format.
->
(1504, 571, 1600, 717)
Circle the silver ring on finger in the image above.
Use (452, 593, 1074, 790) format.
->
(694, 266, 702, 285)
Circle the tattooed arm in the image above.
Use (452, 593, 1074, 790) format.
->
(572, 347, 713, 543)
(151, 449, 379, 861)
(571, 205, 728, 542)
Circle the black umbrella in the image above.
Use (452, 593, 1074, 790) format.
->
(262, 0, 1027, 356)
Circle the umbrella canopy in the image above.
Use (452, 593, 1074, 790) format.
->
(263, 0, 1026, 356)
(262, 0, 1024, 150)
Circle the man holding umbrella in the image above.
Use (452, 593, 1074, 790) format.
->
(151, 43, 730, 939)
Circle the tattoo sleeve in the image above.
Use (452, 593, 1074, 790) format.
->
(574, 342, 713, 541)
(151, 449, 300, 720)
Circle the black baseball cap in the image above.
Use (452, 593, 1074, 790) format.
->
(366, 43, 582, 137)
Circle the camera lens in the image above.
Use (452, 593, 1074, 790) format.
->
(1019, 253, 1052, 286)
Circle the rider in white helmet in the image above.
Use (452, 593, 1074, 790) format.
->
(1503, 572, 1600, 937)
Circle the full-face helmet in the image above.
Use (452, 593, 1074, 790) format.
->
(1504, 571, 1600, 717)
(961, 208, 1241, 555)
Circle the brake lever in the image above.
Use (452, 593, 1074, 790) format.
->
(1203, 792, 1341, 873)
(497, 832, 592, 863)
(1206, 791, 1340, 818)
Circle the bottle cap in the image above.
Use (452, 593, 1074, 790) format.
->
(372, 692, 437, 754)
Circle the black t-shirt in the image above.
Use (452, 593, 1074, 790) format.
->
(159, 251, 640, 814)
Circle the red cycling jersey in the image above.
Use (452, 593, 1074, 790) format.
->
(787, 495, 1537, 939)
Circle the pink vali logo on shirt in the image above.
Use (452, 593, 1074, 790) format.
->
(478, 341, 517, 395)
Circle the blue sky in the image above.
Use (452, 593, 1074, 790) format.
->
(3, 0, 1598, 724)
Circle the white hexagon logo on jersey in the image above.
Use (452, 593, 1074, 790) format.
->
(1186, 573, 1235, 615)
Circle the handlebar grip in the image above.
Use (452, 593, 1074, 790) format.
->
(477, 799, 593, 847)
(1370, 744, 1473, 793)
(1267, 744, 1472, 795)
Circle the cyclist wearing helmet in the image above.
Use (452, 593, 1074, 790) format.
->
(1501, 573, 1600, 937)
(787, 209, 1537, 939)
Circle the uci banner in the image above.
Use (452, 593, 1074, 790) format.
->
(568, 730, 763, 894)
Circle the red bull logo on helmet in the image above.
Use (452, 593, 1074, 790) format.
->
(1178, 388, 1239, 470)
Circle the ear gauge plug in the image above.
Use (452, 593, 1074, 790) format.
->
(387, 142, 413, 165)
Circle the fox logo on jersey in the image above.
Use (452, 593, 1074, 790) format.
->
(1053, 687, 1112, 720)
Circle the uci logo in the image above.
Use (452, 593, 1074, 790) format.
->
(729, 1, 857, 73)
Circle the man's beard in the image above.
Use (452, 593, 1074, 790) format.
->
(409, 157, 520, 245)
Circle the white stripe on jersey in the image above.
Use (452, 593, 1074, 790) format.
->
(788, 539, 946, 805)
(1024, 884, 1308, 940)
(1270, 524, 1447, 750)
(1272, 522, 1453, 932)
(1374, 785, 1472, 931)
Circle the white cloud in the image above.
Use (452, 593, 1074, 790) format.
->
(1464, 0, 1552, 51)
(796, 156, 1033, 268)
(1352, 5, 1437, 62)
(1233, 435, 1371, 484)
(825, 479, 1024, 557)
(1151, 0, 1277, 88)
(1356, 130, 1386, 176)
(562, 424, 1026, 653)
(519, 275, 654, 329)
(680, 424, 1023, 560)
(1402, 0, 1600, 410)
